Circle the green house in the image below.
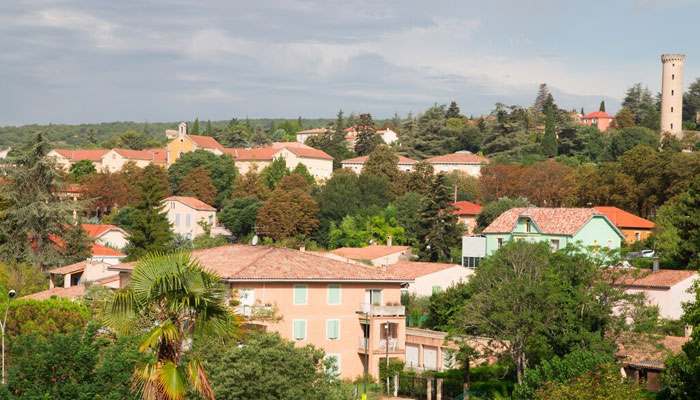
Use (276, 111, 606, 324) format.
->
(480, 207, 624, 255)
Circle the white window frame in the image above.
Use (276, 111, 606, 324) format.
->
(293, 284, 308, 305)
(550, 239, 560, 251)
(326, 319, 341, 340)
(292, 319, 307, 340)
(365, 289, 382, 305)
(327, 284, 341, 305)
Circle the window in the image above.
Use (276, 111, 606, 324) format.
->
(239, 288, 254, 306)
(462, 256, 481, 268)
(525, 219, 531, 233)
(497, 238, 504, 248)
(365, 289, 382, 305)
(186, 214, 191, 227)
(324, 354, 341, 375)
(635, 232, 641, 241)
(672, 107, 674, 113)
(672, 90, 675, 96)
(209, 214, 214, 224)
(174, 213, 180, 227)
(170, 202, 175, 209)
(294, 285, 308, 305)
(432, 286, 441, 294)
(607, 239, 614, 249)
(550, 239, 560, 251)
(292, 320, 307, 340)
(326, 319, 340, 340)
(671, 123, 674, 130)
(672, 74, 675, 80)
(327, 285, 341, 305)
(112, 153, 116, 159)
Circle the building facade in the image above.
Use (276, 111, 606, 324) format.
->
(387, 262, 474, 297)
(593, 206, 654, 243)
(660, 54, 685, 138)
(580, 111, 615, 131)
(340, 155, 417, 174)
(163, 196, 217, 239)
(100, 148, 167, 172)
(330, 244, 412, 267)
(424, 151, 489, 177)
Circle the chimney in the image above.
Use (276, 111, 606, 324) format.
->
(653, 255, 659, 273)
(387, 236, 392, 247)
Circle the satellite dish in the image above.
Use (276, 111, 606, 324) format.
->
(252, 235, 259, 246)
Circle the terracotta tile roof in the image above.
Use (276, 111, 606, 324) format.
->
(48, 260, 89, 275)
(593, 206, 654, 229)
(330, 245, 412, 261)
(582, 111, 615, 119)
(223, 147, 280, 161)
(92, 243, 126, 257)
(164, 196, 216, 211)
(616, 331, 689, 370)
(113, 148, 167, 162)
(387, 261, 464, 279)
(482, 207, 613, 236)
(341, 155, 417, 164)
(270, 142, 314, 149)
(52, 149, 109, 162)
(82, 224, 125, 238)
(19, 285, 86, 300)
(110, 245, 412, 282)
(607, 268, 697, 289)
(425, 151, 489, 164)
(296, 128, 328, 134)
(188, 135, 224, 150)
(453, 201, 482, 216)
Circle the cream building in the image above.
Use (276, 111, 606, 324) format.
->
(47, 149, 109, 171)
(163, 196, 218, 239)
(224, 142, 334, 181)
(341, 154, 417, 174)
(166, 123, 225, 167)
(388, 262, 474, 297)
(100, 148, 167, 172)
(82, 224, 129, 249)
(425, 151, 489, 177)
(660, 54, 685, 138)
(296, 128, 328, 143)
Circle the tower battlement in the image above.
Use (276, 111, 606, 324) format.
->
(661, 54, 685, 63)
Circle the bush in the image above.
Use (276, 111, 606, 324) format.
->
(6, 298, 90, 337)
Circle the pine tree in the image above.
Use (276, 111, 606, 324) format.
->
(62, 223, 93, 265)
(260, 158, 290, 190)
(533, 83, 550, 113)
(543, 93, 556, 112)
(541, 106, 558, 158)
(297, 116, 303, 130)
(292, 164, 315, 186)
(192, 118, 200, 135)
(417, 174, 463, 262)
(354, 113, 379, 156)
(333, 109, 346, 144)
(86, 128, 97, 144)
(205, 120, 213, 137)
(580, 107, 585, 116)
(251, 125, 271, 147)
(125, 165, 173, 260)
(445, 101, 461, 119)
(599, 101, 606, 112)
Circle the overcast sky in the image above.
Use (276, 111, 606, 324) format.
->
(1, 0, 699, 126)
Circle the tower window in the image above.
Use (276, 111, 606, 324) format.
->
(672, 74, 675, 80)
(672, 90, 675, 96)
(671, 107, 674, 112)
(671, 123, 674, 129)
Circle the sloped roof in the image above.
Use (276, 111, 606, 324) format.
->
(164, 196, 216, 211)
(282, 146, 334, 160)
(82, 224, 126, 238)
(593, 206, 654, 229)
(188, 135, 224, 150)
(48, 260, 90, 275)
(616, 331, 689, 370)
(92, 243, 126, 257)
(330, 245, 412, 261)
(51, 149, 109, 162)
(19, 285, 86, 301)
(296, 128, 328, 134)
(453, 201, 482, 216)
(582, 111, 615, 119)
(223, 148, 280, 161)
(483, 207, 616, 236)
(387, 261, 465, 279)
(608, 268, 697, 289)
(110, 245, 412, 282)
(425, 151, 489, 164)
(113, 148, 167, 162)
(341, 155, 417, 164)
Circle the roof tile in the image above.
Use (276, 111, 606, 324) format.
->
(483, 207, 609, 236)
(594, 206, 654, 229)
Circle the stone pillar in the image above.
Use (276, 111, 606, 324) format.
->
(393, 375, 398, 397)
(436, 378, 443, 400)
(427, 378, 432, 400)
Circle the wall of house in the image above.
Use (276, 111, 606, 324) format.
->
(83, 262, 120, 282)
(484, 233, 571, 255)
(429, 162, 483, 177)
(573, 217, 622, 250)
(101, 151, 153, 172)
(235, 160, 271, 175)
(341, 162, 364, 174)
(457, 216, 477, 234)
(620, 228, 652, 243)
(626, 275, 698, 320)
(96, 230, 129, 249)
(46, 151, 72, 171)
(380, 130, 398, 145)
(277, 148, 333, 181)
(371, 249, 412, 267)
(229, 281, 404, 379)
(165, 200, 216, 239)
(89, 255, 125, 265)
(408, 267, 474, 297)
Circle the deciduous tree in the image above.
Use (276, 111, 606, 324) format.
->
(256, 182, 319, 241)
(177, 166, 217, 206)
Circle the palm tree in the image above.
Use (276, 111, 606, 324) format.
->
(106, 252, 239, 400)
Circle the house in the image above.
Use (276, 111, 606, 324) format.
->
(425, 151, 489, 177)
(593, 206, 654, 243)
(609, 268, 698, 320)
(453, 201, 482, 235)
(47, 149, 110, 171)
(330, 242, 412, 267)
(108, 244, 413, 379)
(387, 261, 474, 297)
(166, 123, 225, 167)
(344, 126, 399, 148)
(90, 242, 127, 265)
(616, 331, 690, 392)
(163, 196, 218, 239)
(224, 142, 334, 181)
(341, 154, 417, 174)
(19, 259, 121, 300)
(377, 128, 399, 145)
(100, 148, 167, 172)
(82, 223, 129, 249)
(580, 111, 615, 131)
(296, 128, 328, 143)
(404, 328, 504, 372)
(471, 207, 623, 257)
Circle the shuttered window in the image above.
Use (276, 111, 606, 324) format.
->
(293, 320, 306, 340)
(294, 285, 307, 305)
(326, 319, 340, 340)
(327, 285, 341, 305)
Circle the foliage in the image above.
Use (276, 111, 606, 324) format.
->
(445, 101, 461, 119)
(6, 297, 91, 337)
(401, 105, 458, 159)
(110, 205, 140, 232)
(535, 364, 646, 399)
(69, 159, 96, 180)
(363, 145, 399, 181)
(607, 127, 659, 160)
(621, 83, 656, 127)
(105, 252, 239, 400)
(202, 332, 350, 400)
(683, 77, 700, 124)
(613, 107, 637, 129)
(392, 192, 426, 245)
(168, 150, 238, 208)
(233, 167, 270, 201)
(260, 157, 290, 190)
(218, 197, 263, 238)
(533, 84, 550, 114)
(61, 222, 93, 265)
(600, 101, 606, 112)
(192, 234, 230, 250)
(354, 113, 380, 156)
(292, 163, 316, 186)
(177, 166, 217, 206)
(0, 262, 47, 297)
(417, 174, 464, 262)
(540, 107, 558, 157)
(327, 211, 406, 249)
(81, 171, 129, 214)
(652, 175, 700, 268)
(474, 197, 530, 232)
(425, 281, 472, 331)
(256, 182, 319, 241)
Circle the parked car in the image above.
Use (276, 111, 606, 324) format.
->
(641, 250, 656, 258)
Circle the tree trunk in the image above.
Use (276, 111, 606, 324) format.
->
(463, 357, 471, 399)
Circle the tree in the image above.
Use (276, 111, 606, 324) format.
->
(109, 205, 140, 232)
(535, 366, 645, 399)
(541, 106, 558, 157)
(192, 117, 200, 135)
(354, 113, 379, 156)
(292, 163, 315, 186)
(6, 297, 91, 337)
(457, 124, 482, 153)
(233, 167, 270, 201)
(69, 159, 96, 180)
(203, 332, 349, 400)
(168, 150, 238, 207)
(426, 281, 472, 331)
(363, 145, 399, 181)
(607, 126, 659, 160)
(401, 106, 458, 159)
(205, 120, 213, 136)
(106, 252, 238, 400)
(533, 84, 551, 114)
(81, 171, 129, 216)
(219, 197, 263, 238)
(393, 192, 426, 245)
(683, 77, 700, 124)
(0, 133, 84, 270)
(654, 175, 700, 269)
(61, 222, 93, 265)
(124, 165, 173, 260)
(256, 183, 319, 241)
(0, 262, 47, 297)
(613, 107, 636, 129)
(622, 83, 655, 125)
(599, 101, 606, 112)
(332, 109, 347, 145)
(177, 166, 217, 206)
(260, 157, 290, 190)
(445, 101, 461, 119)
(251, 125, 271, 147)
(417, 174, 464, 262)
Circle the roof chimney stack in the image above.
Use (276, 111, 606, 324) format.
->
(652, 255, 660, 273)
(387, 236, 392, 247)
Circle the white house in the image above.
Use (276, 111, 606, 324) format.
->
(377, 128, 399, 145)
(296, 128, 328, 143)
(224, 142, 334, 181)
(82, 224, 129, 249)
(387, 261, 474, 296)
(341, 154, 417, 174)
(100, 148, 167, 172)
(163, 196, 218, 239)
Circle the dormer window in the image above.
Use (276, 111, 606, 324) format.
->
(525, 219, 531, 233)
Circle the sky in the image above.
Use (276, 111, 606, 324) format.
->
(1, 0, 699, 126)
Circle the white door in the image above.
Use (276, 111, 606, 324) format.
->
(423, 346, 438, 370)
(406, 344, 419, 369)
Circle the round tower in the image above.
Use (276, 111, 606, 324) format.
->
(660, 54, 685, 138)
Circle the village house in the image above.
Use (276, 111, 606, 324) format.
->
(47, 149, 110, 171)
(330, 242, 412, 267)
(100, 148, 167, 172)
(580, 110, 615, 131)
(387, 261, 474, 297)
(82, 223, 129, 249)
(341, 154, 417, 174)
(344, 126, 399, 148)
(224, 142, 334, 181)
(163, 196, 218, 240)
(90, 242, 128, 265)
(425, 151, 489, 177)
(404, 328, 504, 372)
(594, 206, 654, 243)
(616, 331, 690, 392)
(166, 123, 225, 167)
(108, 244, 413, 379)
(296, 128, 328, 143)
(453, 201, 482, 235)
(19, 259, 121, 301)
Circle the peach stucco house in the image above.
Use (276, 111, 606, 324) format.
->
(47, 149, 110, 171)
(163, 196, 218, 239)
(109, 245, 413, 379)
(581, 111, 615, 131)
(20, 259, 121, 301)
(100, 148, 167, 172)
(330, 243, 412, 267)
(453, 201, 483, 235)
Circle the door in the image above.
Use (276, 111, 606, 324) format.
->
(423, 346, 438, 370)
(405, 344, 419, 369)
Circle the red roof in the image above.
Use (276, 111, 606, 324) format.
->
(113, 148, 167, 162)
(425, 151, 489, 164)
(608, 268, 697, 289)
(387, 261, 464, 279)
(19, 285, 86, 301)
(342, 155, 417, 164)
(52, 149, 109, 162)
(616, 331, 690, 369)
(91, 243, 126, 257)
(48, 260, 89, 275)
(110, 245, 413, 282)
(282, 146, 334, 160)
(330, 245, 411, 261)
(224, 143, 334, 161)
(223, 148, 280, 161)
(453, 201, 482, 216)
(81, 224, 125, 238)
(593, 206, 654, 229)
(164, 196, 216, 211)
(482, 207, 617, 236)
(188, 135, 224, 150)
(582, 111, 614, 119)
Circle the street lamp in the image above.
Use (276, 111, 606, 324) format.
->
(355, 309, 369, 399)
(1, 289, 15, 385)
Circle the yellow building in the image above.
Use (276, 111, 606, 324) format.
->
(166, 123, 224, 167)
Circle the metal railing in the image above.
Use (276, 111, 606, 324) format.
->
(358, 336, 369, 350)
(358, 303, 405, 316)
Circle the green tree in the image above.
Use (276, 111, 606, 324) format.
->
(599, 101, 606, 112)
(402, 105, 458, 159)
(333, 109, 347, 144)
(393, 192, 426, 245)
(233, 167, 270, 200)
(69, 159, 96, 180)
(192, 117, 200, 135)
(426, 281, 472, 331)
(475, 197, 530, 232)
(363, 145, 399, 181)
(533, 83, 550, 114)
(168, 149, 238, 207)
(457, 124, 483, 153)
(417, 174, 463, 262)
(218, 197, 263, 238)
(61, 222, 93, 265)
(251, 125, 272, 147)
(6, 297, 91, 337)
(683, 77, 700, 124)
(0, 262, 47, 297)
(613, 106, 637, 129)
(260, 157, 290, 190)
(445, 101, 461, 119)
(607, 126, 659, 160)
(106, 252, 238, 400)
(622, 83, 655, 125)
(256, 183, 319, 241)
(354, 113, 380, 156)
(110, 205, 140, 232)
(177, 166, 217, 206)
(124, 166, 173, 260)
(292, 163, 315, 186)
(541, 106, 558, 157)
(535, 365, 645, 399)
(654, 176, 700, 268)
(205, 120, 213, 136)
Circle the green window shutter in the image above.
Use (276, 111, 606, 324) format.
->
(326, 320, 339, 339)
(432, 286, 441, 294)
(294, 320, 306, 340)
(294, 285, 307, 305)
(328, 285, 341, 305)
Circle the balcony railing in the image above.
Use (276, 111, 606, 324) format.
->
(379, 337, 399, 351)
(358, 303, 405, 316)
(358, 337, 369, 351)
(358, 337, 400, 352)
(235, 304, 274, 318)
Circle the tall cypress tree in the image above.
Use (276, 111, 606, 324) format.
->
(541, 106, 558, 158)
(445, 101, 461, 119)
(192, 118, 200, 135)
(354, 113, 378, 156)
(205, 120, 213, 137)
(599, 101, 606, 112)
(333, 109, 346, 145)
(417, 174, 463, 262)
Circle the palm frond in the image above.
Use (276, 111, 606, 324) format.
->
(187, 358, 216, 400)
(158, 361, 188, 400)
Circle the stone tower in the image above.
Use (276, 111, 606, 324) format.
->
(660, 54, 685, 138)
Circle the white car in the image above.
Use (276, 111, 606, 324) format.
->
(640, 250, 655, 258)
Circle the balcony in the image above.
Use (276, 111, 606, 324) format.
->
(235, 304, 275, 318)
(357, 303, 405, 317)
(358, 336, 369, 351)
(358, 337, 402, 353)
